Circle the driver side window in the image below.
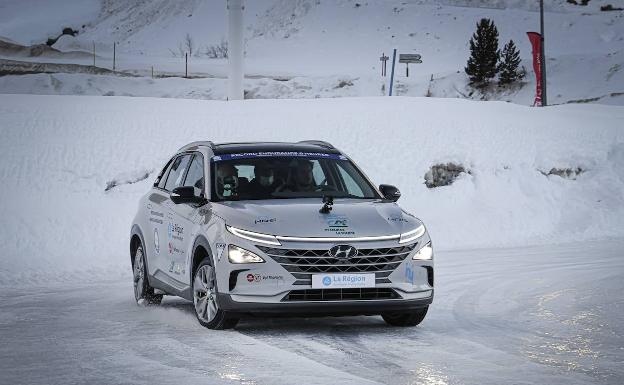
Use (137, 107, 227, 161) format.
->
(164, 154, 192, 192)
(183, 154, 205, 197)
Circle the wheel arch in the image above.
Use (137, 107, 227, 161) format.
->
(130, 225, 145, 267)
(191, 235, 214, 277)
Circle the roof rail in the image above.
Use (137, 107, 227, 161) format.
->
(298, 140, 335, 149)
(177, 141, 216, 152)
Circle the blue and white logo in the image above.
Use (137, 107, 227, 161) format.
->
(322, 276, 332, 286)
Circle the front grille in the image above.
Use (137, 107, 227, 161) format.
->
(282, 288, 401, 302)
(256, 243, 417, 285)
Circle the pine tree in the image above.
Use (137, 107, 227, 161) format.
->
(465, 18, 500, 87)
(498, 40, 523, 86)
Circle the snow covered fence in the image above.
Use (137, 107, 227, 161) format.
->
(0, 94, 623, 284)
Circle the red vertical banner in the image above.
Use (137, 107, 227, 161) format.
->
(527, 32, 543, 106)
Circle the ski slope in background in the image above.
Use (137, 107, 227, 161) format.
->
(0, 0, 623, 104)
(0, 94, 623, 285)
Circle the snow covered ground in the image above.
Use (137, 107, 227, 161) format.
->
(1, 240, 622, 385)
(1, 93, 623, 279)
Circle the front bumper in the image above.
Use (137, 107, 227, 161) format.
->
(217, 291, 433, 317)
(217, 232, 434, 317)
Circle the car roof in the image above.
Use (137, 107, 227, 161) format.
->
(178, 141, 341, 155)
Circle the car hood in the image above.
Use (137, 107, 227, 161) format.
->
(212, 198, 422, 238)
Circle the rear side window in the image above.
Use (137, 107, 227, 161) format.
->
(183, 154, 205, 197)
(164, 154, 192, 191)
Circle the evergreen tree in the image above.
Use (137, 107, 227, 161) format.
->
(498, 40, 524, 86)
(465, 18, 500, 87)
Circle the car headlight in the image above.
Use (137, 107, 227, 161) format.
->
(226, 225, 281, 246)
(228, 245, 265, 264)
(399, 224, 426, 244)
(413, 241, 433, 260)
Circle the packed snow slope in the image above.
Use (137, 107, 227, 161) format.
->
(0, 0, 623, 104)
(0, 94, 623, 285)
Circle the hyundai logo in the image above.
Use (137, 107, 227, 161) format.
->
(329, 244, 358, 260)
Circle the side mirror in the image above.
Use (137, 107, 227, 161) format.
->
(171, 186, 206, 205)
(379, 184, 401, 202)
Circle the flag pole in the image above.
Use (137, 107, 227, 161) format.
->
(540, 0, 547, 106)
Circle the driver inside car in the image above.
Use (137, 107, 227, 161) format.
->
(287, 159, 317, 192)
(247, 162, 285, 198)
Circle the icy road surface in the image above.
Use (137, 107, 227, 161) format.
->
(1, 240, 623, 385)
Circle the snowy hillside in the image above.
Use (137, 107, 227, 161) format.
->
(0, 94, 623, 285)
(0, 0, 622, 104)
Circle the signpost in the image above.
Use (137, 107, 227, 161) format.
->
(399, 54, 422, 77)
(379, 53, 389, 76)
(388, 49, 397, 96)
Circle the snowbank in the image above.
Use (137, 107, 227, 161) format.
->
(0, 94, 623, 285)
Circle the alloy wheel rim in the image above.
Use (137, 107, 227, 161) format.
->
(133, 249, 145, 301)
(193, 265, 218, 323)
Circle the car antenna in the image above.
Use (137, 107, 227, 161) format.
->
(319, 195, 333, 214)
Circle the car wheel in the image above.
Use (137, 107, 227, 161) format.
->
(382, 306, 428, 327)
(193, 258, 239, 329)
(133, 245, 163, 305)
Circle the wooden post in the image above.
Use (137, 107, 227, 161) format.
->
(92, 41, 95, 67)
(185, 53, 188, 78)
(406, 63, 409, 77)
(151, 66, 154, 79)
(113, 42, 116, 71)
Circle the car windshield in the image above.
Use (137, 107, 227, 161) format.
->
(211, 152, 380, 201)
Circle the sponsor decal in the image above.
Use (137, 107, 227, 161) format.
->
(215, 243, 226, 261)
(324, 214, 355, 236)
(167, 242, 184, 256)
(154, 228, 160, 255)
(213, 152, 347, 161)
(168, 260, 175, 273)
(150, 210, 164, 218)
(149, 218, 163, 224)
(387, 215, 408, 223)
(245, 273, 284, 283)
(167, 222, 184, 241)
(254, 216, 277, 225)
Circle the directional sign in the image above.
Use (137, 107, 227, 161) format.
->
(399, 54, 422, 63)
(380, 55, 389, 62)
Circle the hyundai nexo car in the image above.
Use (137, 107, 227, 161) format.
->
(130, 141, 433, 329)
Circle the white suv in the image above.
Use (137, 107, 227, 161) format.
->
(130, 141, 433, 329)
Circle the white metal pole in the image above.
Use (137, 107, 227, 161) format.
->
(228, 0, 244, 100)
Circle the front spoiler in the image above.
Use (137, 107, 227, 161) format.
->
(216, 293, 433, 317)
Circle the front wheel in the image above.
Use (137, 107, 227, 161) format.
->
(382, 306, 429, 327)
(193, 259, 239, 329)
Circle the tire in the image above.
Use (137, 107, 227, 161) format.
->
(133, 245, 163, 305)
(192, 258, 239, 329)
(382, 306, 429, 327)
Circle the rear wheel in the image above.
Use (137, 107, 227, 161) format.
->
(193, 258, 239, 329)
(133, 245, 162, 305)
(382, 306, 428, 327)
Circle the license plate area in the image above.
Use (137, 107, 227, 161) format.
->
(311, 273, 376, 289)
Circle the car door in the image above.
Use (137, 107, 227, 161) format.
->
(158, 153, 194, 282)
(144, 156, 176, 278)
(167, 152, 208, 283)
